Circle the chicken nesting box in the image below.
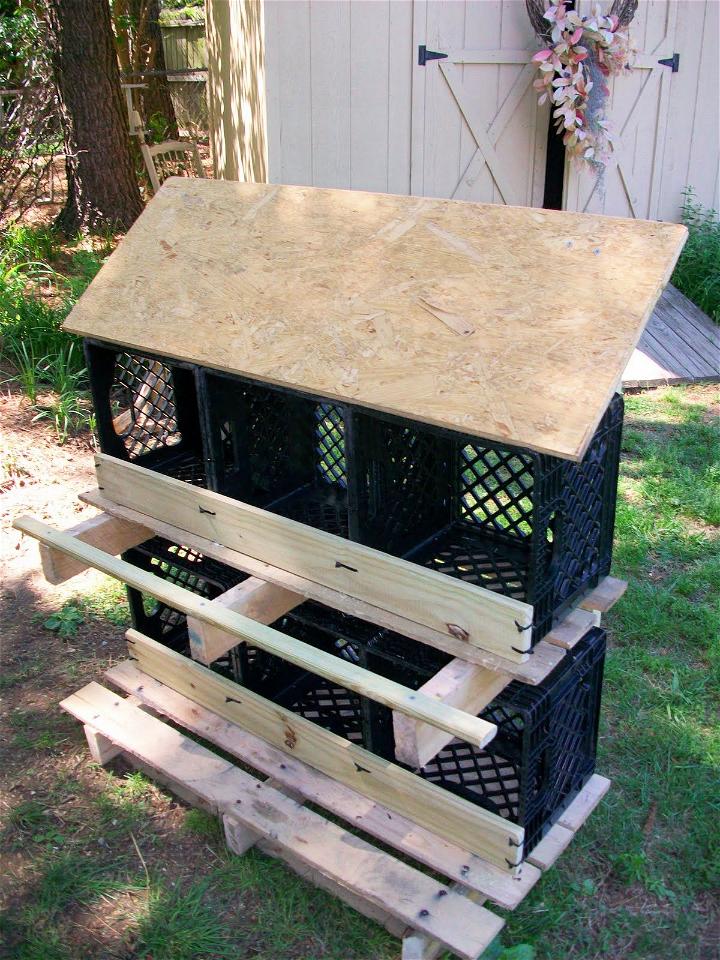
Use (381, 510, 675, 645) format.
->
(68, 178, 685, 660)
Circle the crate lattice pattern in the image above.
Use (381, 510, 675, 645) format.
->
(110, 353, 181, 458)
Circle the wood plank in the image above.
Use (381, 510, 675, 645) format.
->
(93, 454, 534, 661)
(394, 660, 509, 768)
(526, 774, 611, 871)
(39, 512, 151, 584)
(187, 577, 302, 665)
(524, 823, 575, 872)
(646, 313, 714, 377)
(61, 682, 505, 959)
(119, 631, 524, 871)
(402, 886, 485, 960)
(261, 846, 409, 940)
(579, 576, 628, 614)
(556, 775, 612, 832)
(16, 514, 502, 749)
(224, 804, 504, 960)
(63, 178, 687, 461)
(80, 487, 567, 686)
(654, 298, 719, 362)
(107, 660, 540, 908)
(544, 608, 597, 651)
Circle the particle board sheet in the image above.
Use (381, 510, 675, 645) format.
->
(63, 178, 687, 460)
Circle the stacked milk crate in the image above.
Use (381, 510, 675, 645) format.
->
(84, 339, 623, 856)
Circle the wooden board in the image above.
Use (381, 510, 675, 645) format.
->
(122, 628, 524, 871)
(187, 577, 303, 664)
(79, 487, 567, 685)
(107, 659, 541, 909)
(623, 285, 720, 388)
(93, 454, 535, 661)
(39, 512, 151, 584)
(394, 659, 509, 769)
(63, 178, 686, 461)
(61, 682, 505, 959)
(15, 513, 500, 750)
(526, 775, 611, 871)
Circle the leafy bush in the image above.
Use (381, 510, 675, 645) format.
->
(0, 224, 110, 440)
(672, 189, 720, 324)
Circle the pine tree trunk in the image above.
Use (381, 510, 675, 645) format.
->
(135, 0, 179, 140)
(44, 0, 144, 234)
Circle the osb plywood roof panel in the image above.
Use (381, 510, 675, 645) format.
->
(64, 178, 687, 460)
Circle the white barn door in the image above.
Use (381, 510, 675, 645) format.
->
(410, 0, 547, 204)
(563, 0, 679, 218)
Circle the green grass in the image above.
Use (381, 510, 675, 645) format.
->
(672, 190, 720, 324)
(0, 223, 113, 441)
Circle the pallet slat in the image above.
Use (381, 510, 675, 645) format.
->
(107, 659, 540, 908)
(93, 453, 534, 661)
(61, 682, 505, 960)
(14, 514, 498, 751)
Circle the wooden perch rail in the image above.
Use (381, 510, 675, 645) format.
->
(14, 514, 498, 751)
(80, 487, 567, 685)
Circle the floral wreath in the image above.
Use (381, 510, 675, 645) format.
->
(526, 1, 638, 170)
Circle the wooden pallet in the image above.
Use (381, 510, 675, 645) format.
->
(61, 662, 611, 960)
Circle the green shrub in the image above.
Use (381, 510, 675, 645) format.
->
(672, 189, 720, 324)
(0, 224, 109, 440)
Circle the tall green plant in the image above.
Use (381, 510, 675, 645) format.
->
(672, 190, 720, 324)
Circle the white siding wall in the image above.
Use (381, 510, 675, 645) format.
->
(215, 0, 719, 222)
(264, 0, 414, 193)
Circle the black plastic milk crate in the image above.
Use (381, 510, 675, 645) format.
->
(85, 340, 207, 486)
(122, 536, 248, 653)
(353, 394, 624, 644)
(201, 370, 349, 537)
(230, 600, 451, 758)
(419, 625, 606, 854)
(252, 615, 606, 856)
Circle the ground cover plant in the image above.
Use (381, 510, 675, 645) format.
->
(1, 384, 717, 959)
(672, 191, 720, 325)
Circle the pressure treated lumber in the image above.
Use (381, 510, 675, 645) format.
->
(64, 178, 686, 460)
(93, 454, 534, 661)
(14, 514, 498, 750)
(80, 487, 567, 685)
(60, 682, 504, 959)
(39, 512, 151, 584)
(107, 659, 540, 907)
(121, 629, 524, 870)
(187, 577, 302, 664)
(394, 659, 510, 768)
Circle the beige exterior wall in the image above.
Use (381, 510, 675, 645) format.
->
(206, 0, 719, 222)
(206, 0, 268, 182)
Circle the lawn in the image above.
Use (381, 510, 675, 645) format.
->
(1, 384, 717, 960)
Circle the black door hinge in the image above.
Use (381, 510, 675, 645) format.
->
(418, 45, 448, 66)
(658, 53, 679, 72)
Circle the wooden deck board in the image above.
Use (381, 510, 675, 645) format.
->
(623, 284, 719, 387)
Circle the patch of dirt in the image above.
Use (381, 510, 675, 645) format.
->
(0, 389, 266, 957)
